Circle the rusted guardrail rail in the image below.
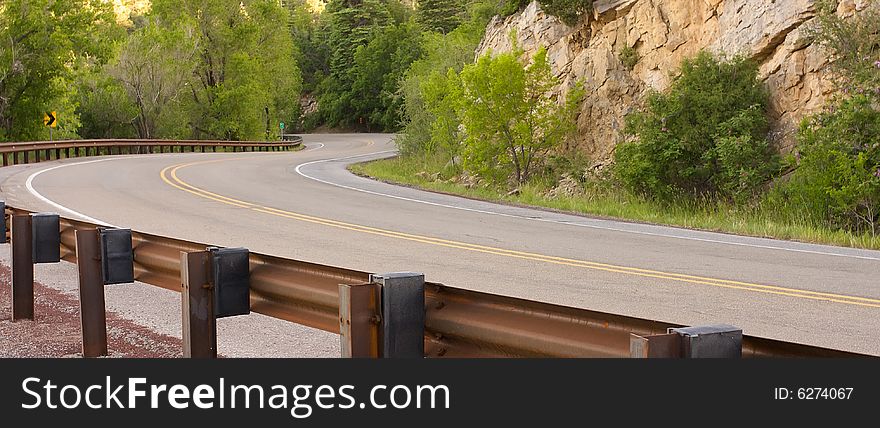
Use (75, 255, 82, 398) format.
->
(3, 205, 865, 358)
(0, 137, 303, 166)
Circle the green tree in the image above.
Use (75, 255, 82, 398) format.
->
(75, 70, 138, 139)
(457, 45, 584, 185)
(420, 68, 465, 164)
(108, 20, 199, 139)
(350, 21, 424, 130)
(319, 0, 392, 127)
(810, 0, 880, 100)
(417, 0, 464, 33)
(151, 0, 302, 140)
(786, 96, 880, 234)
(325, 0, 391, 80)
(288, 1, 332, 93)
(779, 1, 880, 233)
(500, 0, 592, 25)
(537, 0, 592, 26)
(398, 5, 499, 155)
(0, 0, 119, 141)
(615, 51, 777, 202)
(387, 0, 417, 24)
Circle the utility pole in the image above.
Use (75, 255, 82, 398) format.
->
(265, 106, 271, 140)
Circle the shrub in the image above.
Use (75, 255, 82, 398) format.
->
(614, 51, 778, 203)
(781, 95, 880, 234)
(398, 12, 488, 156)
(500, 0, 529, 16)
(779, 0, 880, 234)
(809, 0, 880, 101)
(544, 149, 592, 181)
(456, 45, 584, 185)
(501, 1, 593, 26)
(421, 69, 466, 167)
(538, 0, 592, 26)
(619, 46, 639, 70)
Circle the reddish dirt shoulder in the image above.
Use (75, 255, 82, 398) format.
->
(0, 263, 182, 358)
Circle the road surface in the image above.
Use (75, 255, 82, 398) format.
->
(1, 134, 878, 355)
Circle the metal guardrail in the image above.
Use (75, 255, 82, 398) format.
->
(3, 206, 865, 358)
(0, 137, 303, 166)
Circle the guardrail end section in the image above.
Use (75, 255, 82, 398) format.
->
(371, 272, 425, 358)
(631, 324, 743, 358)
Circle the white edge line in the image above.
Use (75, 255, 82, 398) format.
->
(19, 143, 329, 227)
(295, 150, 880, 262)
(25, 158, 118, 227)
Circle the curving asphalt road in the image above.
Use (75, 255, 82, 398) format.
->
(1, 134, 879, 355)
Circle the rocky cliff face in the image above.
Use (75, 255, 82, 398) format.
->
(477, 0, 869, 166)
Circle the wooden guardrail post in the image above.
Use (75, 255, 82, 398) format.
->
(1, 201, 6, 244)
(11, 213, 62, 321)
(181, 250, 216, 358)
(339, 283, 381, 358)
(73, 227, 134, 358)
(11, 215, 34, 321)
(75, 229, 108, 357)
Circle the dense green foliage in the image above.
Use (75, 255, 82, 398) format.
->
(417, 0, 465, 33)
(0, 0, 589, 140)
(311, 0, 505, 132)
(345, 18, 423, 130)
(76, 71, 137, 139)
(398, 2, 497, 154)
(151, 0, 302, 140)
(619, 46, 639, 70)
(456, 46, 583, 184)
(287, 1, 332, 93)
(503, 0, 592, 25)
(391, 1, 583, 187)
(780, 96, 880, 233)
(107, 19, 198, 139)
(1, 0, 301, 142)
(615, 51, 778, 203)
(0, 0, 120, 141)
(778, 1, 880, 233)
(316, 0, 394, 128)
(809, 0, 880, 100)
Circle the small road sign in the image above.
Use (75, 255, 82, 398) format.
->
(43, 111, 57, 128)
(280, 122, 285, 130)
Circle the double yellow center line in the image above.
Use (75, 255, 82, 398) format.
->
(160, 157, 880, 309)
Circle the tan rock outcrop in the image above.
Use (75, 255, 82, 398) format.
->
(476, 0, 867, 164)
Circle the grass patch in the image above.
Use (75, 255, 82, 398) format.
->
(350, 155, 880, 250)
